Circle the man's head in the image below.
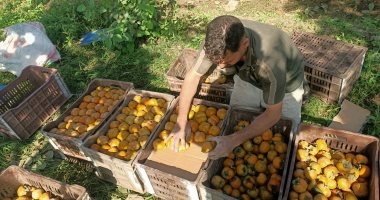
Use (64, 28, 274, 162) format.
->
(204, 15, 249, 67)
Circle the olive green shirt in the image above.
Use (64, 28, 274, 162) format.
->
(194, 20, 304, 105)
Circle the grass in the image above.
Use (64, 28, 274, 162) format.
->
(0, 0, 379, 199)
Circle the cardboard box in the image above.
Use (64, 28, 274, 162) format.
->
(329, 100, 370, 133)
(145, 142, 208, 181)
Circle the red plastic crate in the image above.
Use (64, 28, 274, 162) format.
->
(0, 66, 71, 140)
(283, 124, 379, 200)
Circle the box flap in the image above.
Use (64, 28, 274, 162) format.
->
(329, 100, 370, 133)
(145, 143, 207, 181)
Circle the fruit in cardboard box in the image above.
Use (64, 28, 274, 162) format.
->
(152, 104, 227, 153)
(153, 138, 166, 150)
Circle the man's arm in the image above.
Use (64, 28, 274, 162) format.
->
(235, 102, 282, 144)
(166, 49, 212, 152)
(208, 101, 283, 159)
(169, 68, 202, 151)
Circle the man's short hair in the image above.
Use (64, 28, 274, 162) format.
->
(204, 15, 245, 64)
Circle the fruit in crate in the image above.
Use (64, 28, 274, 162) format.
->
(2, 184, 61, 200)
(152, 104, 227, 152)
(204, 74, 227, 84)
(289, 138, 371, 199)
(203, 67, 235, 85)
(210, 121, 288, 199)
(49, 86, 125, 138)
(90, 95, 168, 160)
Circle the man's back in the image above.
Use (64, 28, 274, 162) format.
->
(241, 19, 304, 94)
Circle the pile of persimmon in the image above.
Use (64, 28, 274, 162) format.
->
(289, 138, 371, 200)
(152, 104, 227, 152)
(50, 86, 125, 137)
(89, 95, 168, 160)
(204, 74, 227, 84)
(210, 121, 288, 200)
(3, 184, 60, 200)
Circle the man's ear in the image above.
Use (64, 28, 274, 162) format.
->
(240, 36, 249, 50)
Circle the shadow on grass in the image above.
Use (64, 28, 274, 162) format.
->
(0, 132, 49, 170)
(0, 136, 24, 169)
(301, 114, 332, 127)
(37, 159, 125, 200)
(283, 0, 379, 43)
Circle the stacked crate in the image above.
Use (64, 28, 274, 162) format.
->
(291, 32, 368, 103)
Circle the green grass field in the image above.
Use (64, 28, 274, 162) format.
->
(0, 0, 379, 199)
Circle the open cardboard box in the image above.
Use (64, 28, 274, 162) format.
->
(136, 97, 231, 199)
(145, 141, 209, 181)
(329, 100, 370, 133)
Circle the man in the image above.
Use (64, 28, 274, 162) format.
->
(165, 15, 306, 159)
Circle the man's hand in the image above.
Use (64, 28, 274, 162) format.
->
(206, 134, 240, 160)
(164, 122, 191, 152)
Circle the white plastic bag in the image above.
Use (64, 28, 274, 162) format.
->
(0, 22, 61, 76)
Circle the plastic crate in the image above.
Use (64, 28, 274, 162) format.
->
(291, 32, 368, 103)
(0, 66, 71, 140)
(81, 90, 176, 193)
(166, 48, 234, 104)
(0, 165, 90, 200)
(42, 79, 134, 161)
(197, 107, 293, 200)
(136, 97, 231, 200)
(283, 124, 379, 200)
